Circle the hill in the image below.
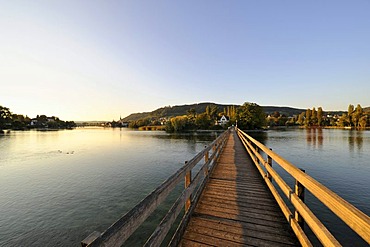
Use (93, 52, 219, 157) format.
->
(122, 103, 234, 122)
(122, 103, 369, 122)
(122, 103, 309, 122)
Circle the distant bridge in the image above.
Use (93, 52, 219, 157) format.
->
(81, 127, 370, 247)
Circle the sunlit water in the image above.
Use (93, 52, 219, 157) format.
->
(0, 128, 218, 246)
(0, 128, 369, 246)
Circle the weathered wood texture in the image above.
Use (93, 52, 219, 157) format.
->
(179, 130, 300, 247)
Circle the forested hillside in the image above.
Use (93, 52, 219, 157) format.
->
(122, 103, 309, 122)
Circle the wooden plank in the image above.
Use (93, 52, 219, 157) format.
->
(178, 239, 213, 247)
(182, 231, 251, 247)
(187, 217, 297, 246)
(200, 189, 277, 205)
(202, 185, 275, 199)
(194, 206, 289, 229)
(198, 194, 282, 213)
(197, 200, 284, 218)
(190, 213, 294, 237)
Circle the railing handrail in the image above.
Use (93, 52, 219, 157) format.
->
(81, 128, 231, 247)
(236, 128, 370, 246)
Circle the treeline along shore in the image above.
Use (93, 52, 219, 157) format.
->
(0, 105, 76, 132)
(107, 102, 370, 132)
(3, 102, 369, 133)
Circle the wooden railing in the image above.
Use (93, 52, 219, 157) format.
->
(236, 128, 370, 247)
(81, 129, 231, 247)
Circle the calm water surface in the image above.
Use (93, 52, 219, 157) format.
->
(0, 128, 369, 246)
(0, 128, 218, 246)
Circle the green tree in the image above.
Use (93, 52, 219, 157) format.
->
(195, 113, 212, 129)
(278, 114, 289, 126)
(286, 116, 297, 126)
(317, 107, 323, 126)
(236, 102, 266, 129)
(272, 111, 280, 118)
(337, 113, 349, 127)
(187, 108, 197, 120)
(348, 104, 354, 126)
(11, 114, 30, 130)
(297, 112, 305, 125)
(353, 104, 363, 128)
(311, 107, 317, 125)
(359, 116, 367, 129)
(205, 105, 218, 121)
(305, 109, 312, 126)
(0, 106, 12, 130)
(167, 116, 189, 132)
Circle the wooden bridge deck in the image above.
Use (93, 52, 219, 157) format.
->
(179, 130, 300, 247)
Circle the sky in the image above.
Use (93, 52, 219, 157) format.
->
(1, 1, 370, 121)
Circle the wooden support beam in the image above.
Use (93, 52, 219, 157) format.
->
(295, 169, 306, 229)
(185, 161, 191, 213)
(267, 148, 272, 182)
(204, 148, 209, 177)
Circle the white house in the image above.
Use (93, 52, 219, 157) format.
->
(217, 115, 230, 126)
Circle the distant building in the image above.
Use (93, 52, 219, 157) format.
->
(30, 119, 38, 126)
(117, 116, 129, 127)
(217, 115, 230, 126)
(159, 117, 168, 125)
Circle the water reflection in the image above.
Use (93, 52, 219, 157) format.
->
(248, 131, 268, 145)
(306, 128, 323, 149)
(348, 130, 363, 152)
(151, 132, 220, 141)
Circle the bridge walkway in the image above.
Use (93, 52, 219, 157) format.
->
(179, 130, 300, 246)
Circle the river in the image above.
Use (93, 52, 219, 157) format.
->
(0, 128, 369, 246)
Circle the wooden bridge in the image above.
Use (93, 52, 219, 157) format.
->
(82, 127, 370, 247)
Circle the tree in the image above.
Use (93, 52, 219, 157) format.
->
(305, 109, 312, 126)
(195, 113, 212, 130)
(272, 111, 280, 118)
(317, 107, 323, 126)
(11, 114, 30, 130)
(187, 108, 197, 120)
(353, 104, 363, 128)
(236, 102, 266, 129)
(359, 116, 367, 129)
(337, 113, 349, 127)
(0, 106, 12, 130)
(348, 104, 354, 126)
(311, 107, 317, 126)
(205, 105, 218, 121)
(167, 116, 189, 132)
(278, 114, 289, 126)
(297, 112, 305, 125)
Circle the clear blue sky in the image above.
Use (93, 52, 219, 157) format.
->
(1, 1, 369, 121)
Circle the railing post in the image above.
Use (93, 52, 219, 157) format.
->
(184, 161, 191, 213)
(295, 169, 305, 228)
(267, 148, 272, 181)
(204, 147, 209, 177)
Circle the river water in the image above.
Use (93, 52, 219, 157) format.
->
(0, 128, 369, 246)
